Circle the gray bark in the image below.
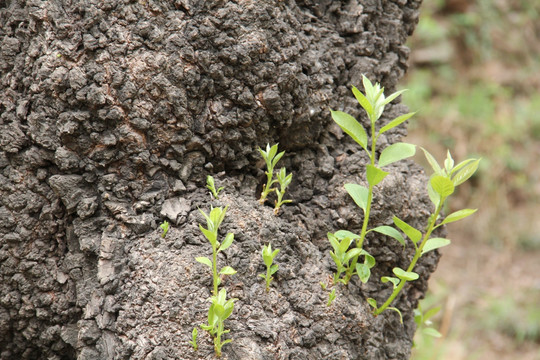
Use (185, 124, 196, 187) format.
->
(0, 0, 438, 359)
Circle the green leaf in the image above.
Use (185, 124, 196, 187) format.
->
(444, 150, 454, 173)
(334, 230, 361, 241)
(199, 224, 216, 245)
(356, 263, 371, 284)
(370, 225, 406, 246)
(221, 339, 233, 346)
(219, 266, 237, 275)
(269, 264, 279, 275)
(219, 233, 234, 251)
(427, 182, 441, 207)
(382, 89, 407, 106)
(452, 158, 480, 186)
(430, 175, 455, 198)
(331, 110, 368, 151)
(423, 306, 441, 322)
(449, 158, 476, 176)
(378, 142, 416, 167)
(195, 257, 212, 268)
(381, 276, 400, 288)
(393, 267, 419, 281)
(329, 252, 342, 268)
(393, 216, 422, 244)
(344, 183, 369, 213)
(421, 147, 442, 175)
(367, 298, 378, 310)
(351, 85, 374, 116)
(422, 238, 451, 255)
(366, 164, 389, 186)
(423, 327, 442, 338)
(272, 151, 285, 169)
(379, 112, 415, 135)
(360, 249, 376, 268)
(440, 208, 477, 225)
(344, 248, 362, 263)
(362, 75, 376, 101)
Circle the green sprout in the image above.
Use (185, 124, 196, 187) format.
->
(369, 150, 480, 318)
(274, 167, 292, 215)
(258, 243, 280, 292)
(329, 75, 416, 285)
(200, 288, 237, 357)
(327, 288, 336, 307)
(206, 175, 224, 199)
(414, 303, 442, 341)
(258, 143, 285, 204)
(189, 327, 198, 351)
(160, 220, 170, 238)
(196, 206, 237, 296)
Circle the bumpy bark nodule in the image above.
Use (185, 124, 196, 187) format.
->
(0, 0, 440, 359)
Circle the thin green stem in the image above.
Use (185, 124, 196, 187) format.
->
(265, 266, 271, 292)
(212, 245, 218, 296)
(374, 200, 445, 315)
(344, 121, 378, 284)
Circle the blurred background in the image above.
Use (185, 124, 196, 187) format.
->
(400, 1, 540, 359)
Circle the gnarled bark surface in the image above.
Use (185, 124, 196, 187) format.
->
(0, 0, 438, 359)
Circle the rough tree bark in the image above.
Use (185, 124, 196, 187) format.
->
(0, 0, 439, 359)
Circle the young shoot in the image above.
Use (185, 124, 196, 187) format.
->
(200, 288, 237, 357)
(195, 206, 237, 296)
(327, 288, 336, 307)
(258, 143, 285, 204)
(206, 175, 224, 199)
(274, 167, 292, 215)
(160, 220, 170, 238)
(258, 243, 280, 292)
(369, 150, 480, 318)
(329, 75, 416, 284)
(414, 302, 442, 341)
(189, 327, 198, 351)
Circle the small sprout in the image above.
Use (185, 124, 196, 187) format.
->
(200, 288, 237, 357)
(189, 327, 198, 351)
(196, 206, 236, 296)
(258, 143, 285, 204)
(206, 175, 224, 199)
(160, 220, 170, 238)
(274, 167, 292, 215)
(319, 281, 327, 290)
(327, 288, 336, 307)
(258, 243, 280, 292)
(414, 303, 442, 339)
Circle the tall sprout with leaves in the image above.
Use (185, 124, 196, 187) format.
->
(274, 167, 292, 214)
(196, 206, 237, 296)
(200, 288, 237, 357)
(195, 206, 238, 357)
(369, 150, 480, 319)
(258, 143, 285, 204)
(329, 75, 416, 284)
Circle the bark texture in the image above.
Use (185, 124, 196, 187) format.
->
(0, 0, 438, 359)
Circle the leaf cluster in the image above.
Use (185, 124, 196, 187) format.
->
(160, 220, 169, 238)
(258, 243, 280, 292)
(258, 143, 285, 204)
(196, 206, 236, 296)
(200, 288, 237, 357)
(206, 175, 224, 199)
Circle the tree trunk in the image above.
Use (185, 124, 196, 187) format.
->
(0, 0, 437, 359)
